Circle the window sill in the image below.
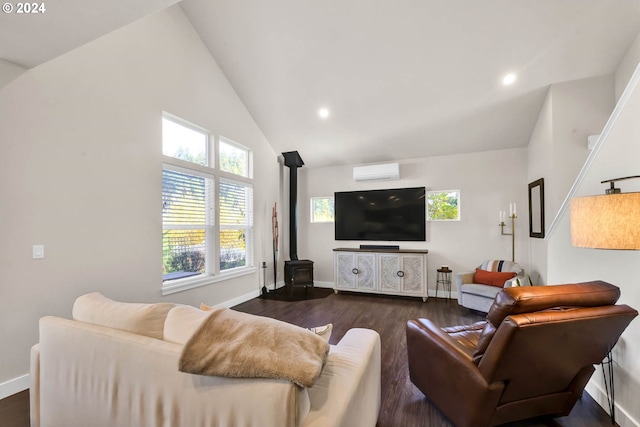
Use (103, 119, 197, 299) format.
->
(161, 266, 257, 296)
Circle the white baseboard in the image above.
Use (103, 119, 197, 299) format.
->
(212, 288, 261, 308)
(0, 374, 29, 400)
(313, 281, 334, 289)
(210, 282, 336, 308)
(585, 381, 639, 427)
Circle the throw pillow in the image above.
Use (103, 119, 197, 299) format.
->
(512, 275, 533, 287)
(164, 305, 213, 345)
(308, 324, 333, 342)
(473, 268, 516, 288)
(72, 292, 174, 340)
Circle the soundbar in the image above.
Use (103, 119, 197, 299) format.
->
(359, 244, 400, 250)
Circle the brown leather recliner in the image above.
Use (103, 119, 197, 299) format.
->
(406, 281, 638, 427)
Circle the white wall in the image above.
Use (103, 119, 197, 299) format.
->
(546, 69, 640, 425)
(615, 32, 640, 102)
(527, 75, 615, 284)
(297, 149, 529, 295)
(0, 6, 279, 389)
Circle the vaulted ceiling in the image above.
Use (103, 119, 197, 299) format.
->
(2, 0, 639, 167)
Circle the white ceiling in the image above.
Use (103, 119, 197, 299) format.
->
(2, 0, 640, 168)
(0, 0, 179, 68)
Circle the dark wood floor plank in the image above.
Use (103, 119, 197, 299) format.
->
(0, 291, 616, 427)
(0, 390, 29, 427)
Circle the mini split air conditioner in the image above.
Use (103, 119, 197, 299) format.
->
(353, 163, 400, 181)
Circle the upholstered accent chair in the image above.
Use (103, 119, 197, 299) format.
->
(406, 281, 637, 427)
(456, 260, 528, 313)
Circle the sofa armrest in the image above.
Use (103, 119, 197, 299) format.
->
(456, 272, 474, 303)
(30, 344, 40, 427)
(37, 316, 310, 427)
(406, 319, 504, 427)
(305, 328, 381, 427)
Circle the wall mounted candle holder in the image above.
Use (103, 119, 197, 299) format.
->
(499, 203, 517, 262)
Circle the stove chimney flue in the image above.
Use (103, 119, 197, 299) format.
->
(282, 151, 304, 261)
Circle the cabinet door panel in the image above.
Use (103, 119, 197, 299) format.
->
(336, 253, 357, 289)
(379, 254, 401, 292)
(402, 255, 425, 293)
(355, 253, 376, 290)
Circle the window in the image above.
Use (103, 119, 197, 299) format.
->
(219, 137, 250, 178)
(219, 179, 253, 270)
(427, 190, 460, 221)
(162, 117, 207, 165)
(162, 114, 254, 293)
(162, 166, 213, 281)
(310, 196, 334, 223)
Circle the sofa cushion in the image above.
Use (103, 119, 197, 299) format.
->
(461, 283, 503, 299)
(72, 292, 174, 340)
(164, 304, 213, 345)
(473, 269, 516, 288)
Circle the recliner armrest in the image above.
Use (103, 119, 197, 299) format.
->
(406, 319, 504, 427)
(30, 344, 40, 427)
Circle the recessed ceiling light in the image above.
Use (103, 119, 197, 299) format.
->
(318, 108, 330, 119)
(502, 73, 517, 86)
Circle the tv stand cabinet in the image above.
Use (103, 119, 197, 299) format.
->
(333, 248, 428, 301)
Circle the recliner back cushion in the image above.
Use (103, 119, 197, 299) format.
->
(72, 292, 174, 340)
(472, 281, 620, 364)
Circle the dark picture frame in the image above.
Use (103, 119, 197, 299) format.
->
(528, 178, 545, 238)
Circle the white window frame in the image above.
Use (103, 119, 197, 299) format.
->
(161, 113, 255, 295)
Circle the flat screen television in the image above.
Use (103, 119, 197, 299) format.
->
(334, 187, 426, 241)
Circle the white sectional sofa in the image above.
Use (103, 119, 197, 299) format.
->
(30, 293, 381, 427)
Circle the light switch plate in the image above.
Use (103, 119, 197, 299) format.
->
(33, 245, 45, 259)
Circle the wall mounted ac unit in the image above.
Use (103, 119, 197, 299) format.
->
(353, 163, 400, 181)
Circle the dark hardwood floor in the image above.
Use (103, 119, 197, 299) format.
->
(1, 290, 616, 427)
(0, 389, 29, 427)
(233, 290, 616, 427)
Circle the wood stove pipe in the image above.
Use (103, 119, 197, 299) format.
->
(282, 151, 304, 261)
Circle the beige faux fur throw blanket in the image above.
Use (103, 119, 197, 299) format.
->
(178, 308, 330, 387)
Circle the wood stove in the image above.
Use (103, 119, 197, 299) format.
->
(284, 259, 314, 296)
(282, 151, 314, 297)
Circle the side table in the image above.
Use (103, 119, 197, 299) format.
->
(436, 267, 452, 301)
